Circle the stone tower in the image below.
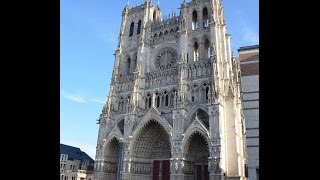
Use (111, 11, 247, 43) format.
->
(94, 0, 247, 180)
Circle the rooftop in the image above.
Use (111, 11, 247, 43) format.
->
(238, 45, 259, 51)
(60, 143, 94, 164)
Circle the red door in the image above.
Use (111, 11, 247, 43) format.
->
(162, 160, 170, 180)
(197, 165, 202, 180)
(153, 160, 160, 180)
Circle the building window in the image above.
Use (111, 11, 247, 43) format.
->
(192, 10, 198, 30)
(137, 20, 142, 34)
(157, 95, 160, 107)
(129, 22, 134, 36)
(153, 10, 156, 21)
(146, 94, 152, 108)
(203, 7, 209, 28)
(245, 164, 248, 178)
(193, 42, 199, 61)
(165, 93, 169, 106)
(206, 86, 209, 100)
(204, 39, 210, 59)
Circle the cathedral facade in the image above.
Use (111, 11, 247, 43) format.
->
(94, 0, 247, 180)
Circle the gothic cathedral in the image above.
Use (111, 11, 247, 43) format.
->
(94, 0, 247, 180)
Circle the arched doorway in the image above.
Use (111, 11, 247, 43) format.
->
(184, 132, 210, 180)
(131, 120, 171, 180)
(104, 138, 121, 180)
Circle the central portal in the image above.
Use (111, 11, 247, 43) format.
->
(131, 120, 171, 180)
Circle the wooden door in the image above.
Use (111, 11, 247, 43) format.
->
(153, 160, 160, 180)
(162, 160, 170, 180)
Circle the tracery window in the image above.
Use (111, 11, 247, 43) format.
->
(155, 47, 178, 70)
(129, 22, 134, 36)
(203, 7, 209, 28)
(204, 39, 211, 59)
(137, 20, 142, 34)
(193, 42, 199, 61)
(192, 10, 198, 30)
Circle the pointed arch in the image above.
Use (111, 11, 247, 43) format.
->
(186, 104, 209, 122)
(182, 126, 211, 155)
(159, 31, 163, 38)
(105, 126, 123, 145)
(117, 119, 124, 135)
(203, 7, 209, 28)
(103, 136, 121, 155)
(137, 20, 142, 34)
(192, 10, 198, 30)
(101, 137, 121, 178)
(121, 54, 131, 76)
(127, 109, 172, 178)
(128, 108, 172, 151)
(200, 34, 210, 43)
(184, 105, 209, 131)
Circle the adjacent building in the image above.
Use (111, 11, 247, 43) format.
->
(239, 45, 259, 180)
(60, 143, 95, 180)
(94, 0, 248, 180)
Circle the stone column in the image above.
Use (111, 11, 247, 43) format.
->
(152, 93, 156, 108)
(208, 105, 225, 180)
(171, 110, 185, 180)
(116, 142, 124, 180)
(121, 142, 131, 180)
(170, 143, 184, 180)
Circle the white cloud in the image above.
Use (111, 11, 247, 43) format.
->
(90, 97, 106, 104)
(61, 90, 107, 105)
(61, 90, 87, 103)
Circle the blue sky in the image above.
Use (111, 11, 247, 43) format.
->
(60, 0, 259, 159)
